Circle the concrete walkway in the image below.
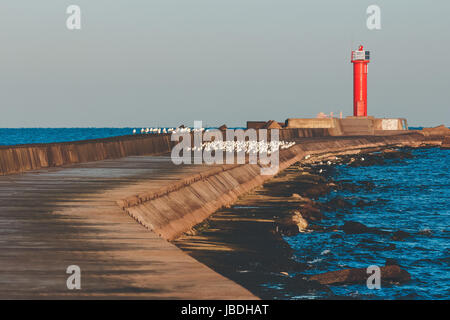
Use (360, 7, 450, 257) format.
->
(0, 155, 257, 299)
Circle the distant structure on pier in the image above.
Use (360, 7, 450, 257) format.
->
(351, 45, 370, 117)
(247, 44, 408, 135)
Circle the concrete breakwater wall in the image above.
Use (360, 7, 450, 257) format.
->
(0, 134, 174, 176)
(278, 128, 332, 140)
(120, 133, 426, 241)
(0, 128, 332, 176)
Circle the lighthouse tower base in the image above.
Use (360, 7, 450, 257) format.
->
(283, 117, 408, 136)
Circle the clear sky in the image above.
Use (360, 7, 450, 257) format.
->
(0, 0, 448, 127)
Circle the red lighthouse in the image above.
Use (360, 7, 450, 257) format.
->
(351, 45, 370, 117)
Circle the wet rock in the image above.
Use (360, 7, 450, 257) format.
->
(343, 150, 413, 167)
(275, 211, 308, 236)
(308, 265, 411, 285)
(383, 150, 414, 160)
(380, 265, 412, 283)
(309, 165, 332, 176)
(342, 221, 371, 234)
(359, 180, 376, 190)
(303, 184, 331, 198)
(354, 198, 383, 207)
(339, 182, 359, 192)
(296, 173, 327, 184)
(291, 212, 308, 231)
(341, 221, 388, 235)
(355, 199, 370, 207)
(307, 224, 327, 232)
(417, 229, 433, 236)
(299, 204, 325, 221)
(391, 230, 411, 241)
(291, 193, 307, 201)
(292, 194, 318, 206)
(348, 154, 385, 167)
(325, 197, 353, 209)
(325, 225, 340, 232)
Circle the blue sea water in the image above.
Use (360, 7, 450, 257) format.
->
(286, 148, 450, 299)
(0, 128, 137, 146)
(0, 127, 237, 146)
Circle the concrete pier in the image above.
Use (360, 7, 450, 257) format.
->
(0, 132, 434, 298)
(0, 156, 256, 299)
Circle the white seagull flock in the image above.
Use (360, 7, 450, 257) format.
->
(132, 127, 296, 154)
(191, 140, 296, 155)
(133, 127, 201, 135)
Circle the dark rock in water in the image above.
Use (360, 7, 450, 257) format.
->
(324, 225, 340, 232)
(339, 182, 359, 192)
(309, 265, 411, 285)
(326, 197, 353, 209)
(291, 262, 309, 272)
(348, 155, 385, 167)
(338, 179, 355, 184)
(306, 223, 337, 232)
(354, 198, 388, 207)
(341, 221, 389, 235)
(359, 180, 376, 190)
(307, 224, 326, 232)
(290, 193, 311, 202)
(355, 199, 370, 207)
(342, 221, 371, 234)
(363, 238, 380, 244)
(380, 265, 412, 283)
(303, 184, 331, 198)
(391, 230, 411, 241)
(295, 173, 327, 184)
(345, 150, 413, 168)
(383, 150, 414, 160)
(417, 229, 433, 236)
(275, 211, 308, 236)
(299, 204, 325, 221)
